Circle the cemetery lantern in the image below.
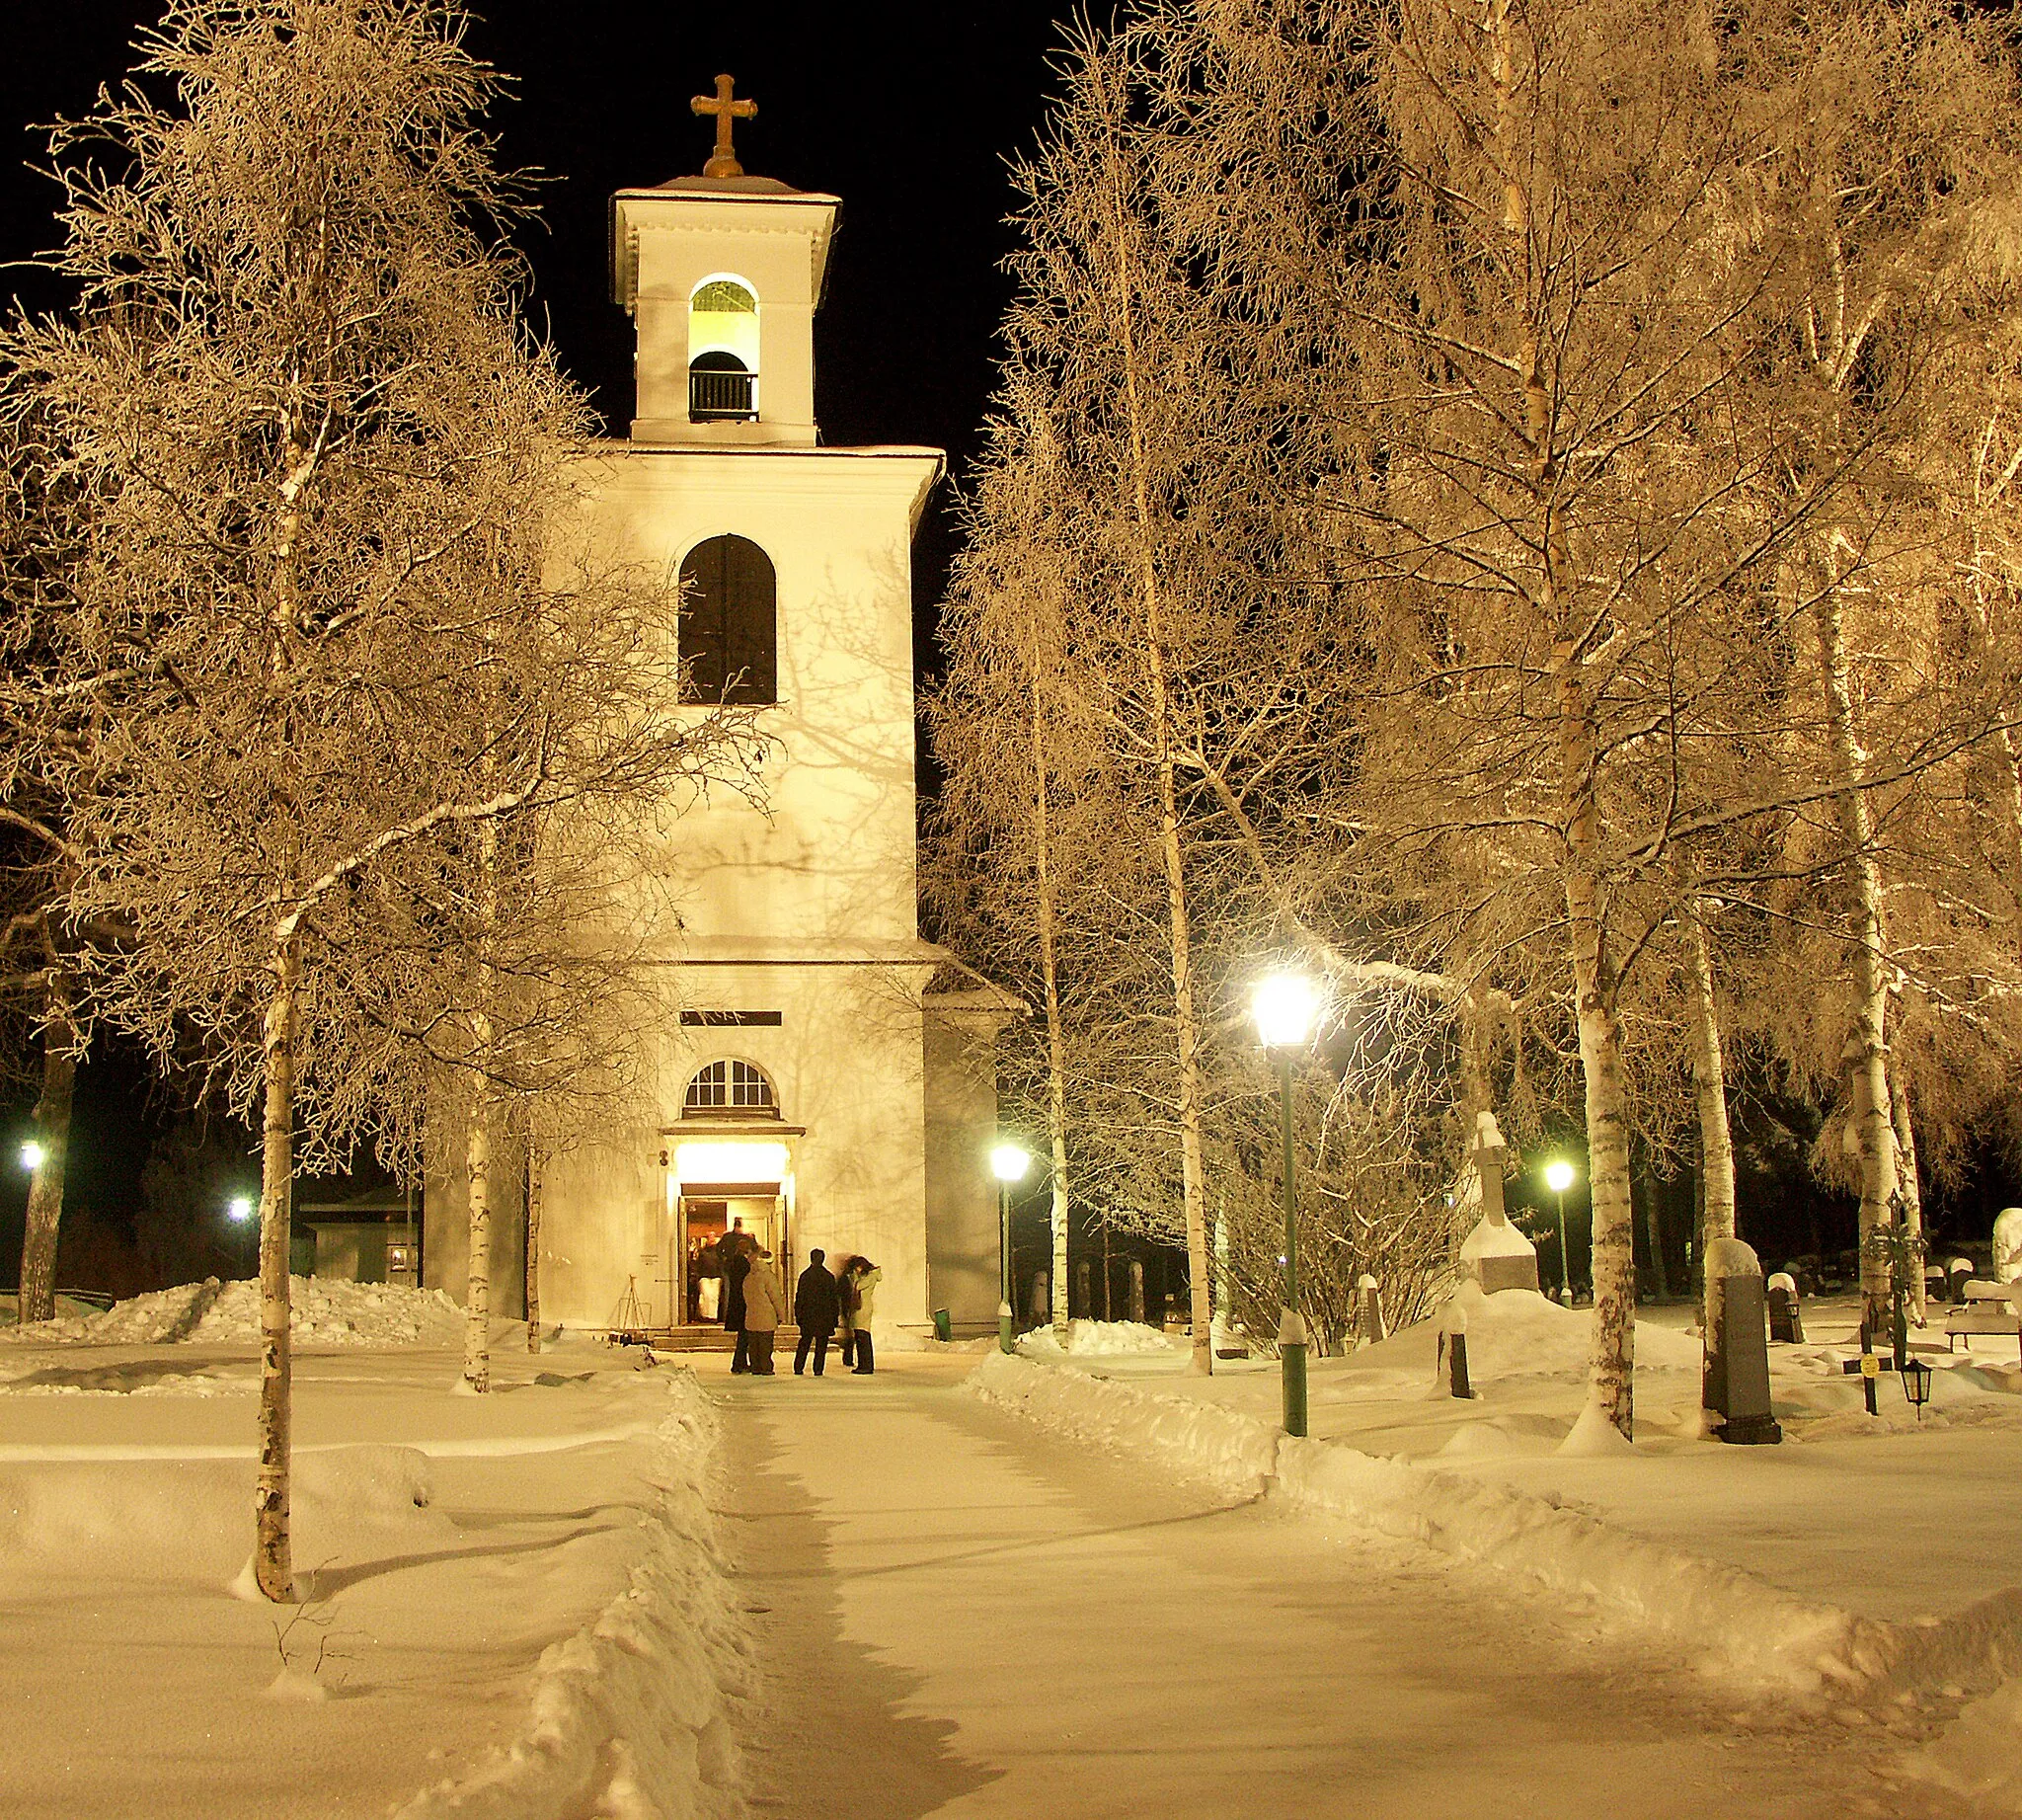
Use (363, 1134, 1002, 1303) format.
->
(1901, 1354, 1933, 1419)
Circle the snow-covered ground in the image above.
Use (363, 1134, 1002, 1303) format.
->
(0, 1304, 746, 1820)
(8, 1278, 2019, 1816)
(967, 1285, 2022, 1813)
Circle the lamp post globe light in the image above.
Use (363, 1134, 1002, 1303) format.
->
(19, 1140, 45, 1172)
(1251, 972, 1319, 1438)
(1543, 1158, 1577, 1304)
(990, 1142, 1031, 1355)
(227, 1193, 257, 1276)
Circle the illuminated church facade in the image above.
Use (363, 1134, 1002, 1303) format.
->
(424, 90, 1014, 1339)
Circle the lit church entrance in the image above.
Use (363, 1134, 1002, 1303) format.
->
(664, 1059, 799, 1331)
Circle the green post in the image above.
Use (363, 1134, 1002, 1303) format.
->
(1278, 1052, 1308, 1438)
(998, 1179, 1015, 1355)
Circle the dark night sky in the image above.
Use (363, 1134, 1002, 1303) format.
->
(0, 1, 1084, 1270)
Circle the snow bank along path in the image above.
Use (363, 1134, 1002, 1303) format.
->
(396, 1371, 748, 1820)
(0, 1276, 463, 1348)
(965, 1352, 2022, 1709)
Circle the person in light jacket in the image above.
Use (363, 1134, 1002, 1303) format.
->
(848, 1258, 882, 1375)
(739, 1247, 786, 1376)
(723, 1231, 753, 1374)
(835, 1254, 862, 1367)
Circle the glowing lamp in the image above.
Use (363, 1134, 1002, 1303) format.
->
(990, 1143, 1031, 1184)
(19, 1141, 44, 1171)
(1251, 974, 1318, 1049)
(227, 1194, 255, 1224)
(1544, 1160, 1576, 1195)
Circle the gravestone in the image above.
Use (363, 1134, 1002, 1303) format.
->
(1359, 1273, 1387, 1344)
(1704, 1237, 1781, 1445)
(1995, 1209, 2022, 1284)
(1458, 1112, 1541, 1295)
(1766, 1271, 1805, 1344)
(1438, 1297, 1474, 1399)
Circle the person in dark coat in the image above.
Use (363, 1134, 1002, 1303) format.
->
(723, 1231, 754, 1374)
(793, 1248, 841, 1376)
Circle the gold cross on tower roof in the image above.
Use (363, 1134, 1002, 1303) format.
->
(691, 74, 757, 179)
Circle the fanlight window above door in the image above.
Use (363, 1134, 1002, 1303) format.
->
(683, 1059, 779, 1118)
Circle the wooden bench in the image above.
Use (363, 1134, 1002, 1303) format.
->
(1945, 1282, 2022, 1357)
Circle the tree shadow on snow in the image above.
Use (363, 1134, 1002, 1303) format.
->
(303, 1520, 624, 1597)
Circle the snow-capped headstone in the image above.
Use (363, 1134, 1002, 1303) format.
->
(1358, 1273, 1386, 1344)
(1703, 1237, 1780, 1445)
(1766, 1271, 1804, 1344)
(1458, 1112, 1539, 1295)
(1994, 1208, 2022, 1284)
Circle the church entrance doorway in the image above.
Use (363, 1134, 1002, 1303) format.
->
(675, 1185, 785, 1328)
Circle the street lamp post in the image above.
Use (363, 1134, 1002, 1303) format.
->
(227, 1193, 256, 1277)
(1252, 973, 1319, 1439)
(990, 1143, 1031, 1355)
(1544, 1159, 1576, 1304)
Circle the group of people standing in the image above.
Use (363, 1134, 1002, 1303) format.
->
(716, 1228, 881, 1378)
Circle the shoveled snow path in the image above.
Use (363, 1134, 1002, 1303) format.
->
(719, 1361, 1973, 1820)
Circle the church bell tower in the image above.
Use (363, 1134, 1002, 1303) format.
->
(609, 75, 839, 448)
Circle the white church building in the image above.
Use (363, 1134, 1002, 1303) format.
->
(423, 92, 1016, 1340)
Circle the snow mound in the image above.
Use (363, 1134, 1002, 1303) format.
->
(0, 1276, 464, 1349)
(1017, 1319, 1181, 1359)
(1340, 1282, 1702, 1390)
(1558, 1399, 1639, 1457)
(394, 1371, 748, 1820)
(0, 1443, 451, 1587)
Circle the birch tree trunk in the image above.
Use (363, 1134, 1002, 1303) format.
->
(1028, 670, 1074, 1341)
(1679, 892, 1737, 1334)
(1812, 586, 1898, 1320)
(1103, 126, 1213, 1376)
(1559, 645, 1639, 1436)
(525, 1140, 544, 1354)
(463, 1074, 493, 1392)
(463, 744, 501, 1393)
(17, 978, 76, 1325)
(1891, 1069, 1925, 1323)
(254, 933, 300, 1602)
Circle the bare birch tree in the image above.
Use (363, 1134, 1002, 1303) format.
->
(2, 0, 758, 1595)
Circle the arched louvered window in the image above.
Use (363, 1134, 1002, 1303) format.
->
(683, 1059, 779, 1117)
(678, 534, 777, 705)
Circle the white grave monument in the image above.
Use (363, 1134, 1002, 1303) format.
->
(1456, 1112, 1540, 1295)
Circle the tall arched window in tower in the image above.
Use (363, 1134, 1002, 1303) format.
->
(679, 534, 778, 704)
(687, 277, 759, 421)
